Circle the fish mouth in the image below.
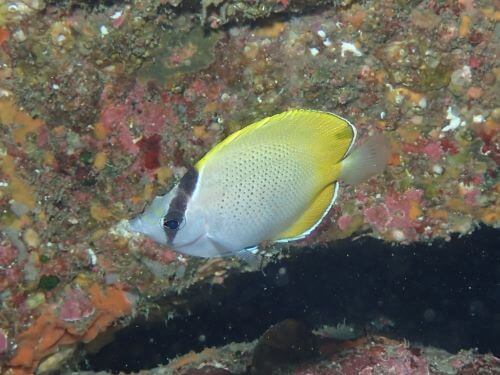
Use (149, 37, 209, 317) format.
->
(129, 217, 144, 233)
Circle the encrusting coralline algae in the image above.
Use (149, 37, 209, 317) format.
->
(0, 0, 498, 373)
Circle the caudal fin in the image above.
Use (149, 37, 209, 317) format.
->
(339, 134, 390, 185)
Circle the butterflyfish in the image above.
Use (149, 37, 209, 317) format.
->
(129, 110, 390, 262)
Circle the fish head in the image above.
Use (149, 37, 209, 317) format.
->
(129, 183, 208, 255)
(129, 188, 176, 246)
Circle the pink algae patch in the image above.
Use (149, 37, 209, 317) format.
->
(0, 268, 23, 292)
(100, 104, 139, 155)
(136, 102, 169, 137)
(337, 215, 352, 231)
(99, 83, 180, 156)
(401, 139, 442, 162)
(463, 188, 480, 206)
(385, 189, 423, 228)
(422, 141, 443, 162)
(0, 240, 18, 267)
(59, 289, 95, 322)
(363, 189, 424, 235)
(363, 205, 390, 232)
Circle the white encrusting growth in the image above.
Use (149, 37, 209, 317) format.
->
(110, 219, 137, 239)
(341, 42, 363, 57)
(110, 10, 123, 19)
(316, 29, 332, 47)
(442, 107, 465, 132)
(309, 47, 320, 56)
(432, 164, 443, 175)
(99, 25, 109, 36)
(317, 30, 326, 38)
(473, 114, 485, 123)
(87, 248, 97, 266)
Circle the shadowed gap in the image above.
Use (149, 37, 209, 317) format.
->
(81, 226, 500, 373)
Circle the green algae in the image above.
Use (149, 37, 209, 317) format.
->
(79, 150, 94, 166)
(418, 63, 452, 91)
(137, 26, 221, 84)
(0, 208, 17, 227)
(39, 275, 60, 290)
(396, 171, 415, 192)
(0, 5, 7, 28)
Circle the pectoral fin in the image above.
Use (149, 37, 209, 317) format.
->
(235, 246, 264, 268)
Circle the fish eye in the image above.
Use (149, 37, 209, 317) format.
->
(163, 212, 185, 231)
(164, 218, 180, 230)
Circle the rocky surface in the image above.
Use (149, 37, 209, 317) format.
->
(0, 0, 498, 373)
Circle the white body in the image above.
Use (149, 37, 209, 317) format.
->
(180, 142, 330, 257)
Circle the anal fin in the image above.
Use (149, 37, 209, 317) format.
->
(207, 236, 263, 268)
(275, 182, 339, 242)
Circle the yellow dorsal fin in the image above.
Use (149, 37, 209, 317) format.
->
(195, 109, 355, 173)
(194, 115, 273, 171)
(275, 182, 339, 242)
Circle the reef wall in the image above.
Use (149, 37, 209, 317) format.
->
(0, 0, 498, 373)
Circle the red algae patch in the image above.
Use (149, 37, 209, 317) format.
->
(0, 0, 498, 372)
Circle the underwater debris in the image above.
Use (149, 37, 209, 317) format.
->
(313, 319, 361, 341)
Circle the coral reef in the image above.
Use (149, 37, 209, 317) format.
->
(0, 0, 498, 373)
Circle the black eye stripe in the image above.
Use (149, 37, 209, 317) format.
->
(177, 167, 198, 193)
(164, 167, 198, 243)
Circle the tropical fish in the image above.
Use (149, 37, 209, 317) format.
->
(129, 110, 389, 262)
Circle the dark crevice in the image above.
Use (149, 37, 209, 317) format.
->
(81, 226, 500, 373)
(45, 0, 356, 29)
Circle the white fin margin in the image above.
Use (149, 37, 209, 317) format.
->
(275, 182, 340, 243)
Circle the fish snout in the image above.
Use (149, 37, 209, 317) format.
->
(129, 216, 144, 234)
